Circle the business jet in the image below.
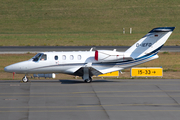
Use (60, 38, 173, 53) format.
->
(4, 27, 175, 83)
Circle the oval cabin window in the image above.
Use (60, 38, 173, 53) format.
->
(70, 55, 74, 60)
(77, 55, 81, 60)
(62, 55, 66, 60)
(55, 55, 58, 60)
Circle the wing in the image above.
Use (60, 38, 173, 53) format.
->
(74, 67, 103, 77)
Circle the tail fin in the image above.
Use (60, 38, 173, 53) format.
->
(124, 27, 175, 59)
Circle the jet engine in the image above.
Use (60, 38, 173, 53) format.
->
(95, 50, 133, 62)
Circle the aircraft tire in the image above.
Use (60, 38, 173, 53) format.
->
(84, 77, 92, 83)
(22, 76, 28, 83)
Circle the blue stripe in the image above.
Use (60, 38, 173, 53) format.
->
(134, 45, 163, 60)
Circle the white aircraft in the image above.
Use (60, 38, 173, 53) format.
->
(4, 27, 175, 83)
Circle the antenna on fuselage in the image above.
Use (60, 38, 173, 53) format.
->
(90, 47, 96, 51)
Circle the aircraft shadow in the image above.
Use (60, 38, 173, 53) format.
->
(59, 79, 115, 84)
(59, 80, 84, 84)
(0, 79, 118, 84)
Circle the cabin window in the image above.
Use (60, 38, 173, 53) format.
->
(70, 55, 74, 60)
(62, 55, 66, 60)
(77, 55, 81, 60)
(54, 55, 58, 60)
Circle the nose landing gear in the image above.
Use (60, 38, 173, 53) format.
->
(22, 76, 29, 83)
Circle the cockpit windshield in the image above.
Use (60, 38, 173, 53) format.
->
(32, 53, 47, 62)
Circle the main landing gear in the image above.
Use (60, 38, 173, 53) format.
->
(22, 76, 29, 83)
(82, 67, 92, 83)
(84, 77, 92, 83)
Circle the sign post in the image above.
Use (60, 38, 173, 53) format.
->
(131, 67, 163, 77)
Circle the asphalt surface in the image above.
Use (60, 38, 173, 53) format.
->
(0, 46, 180, 54)
(1, 79, 180, 120)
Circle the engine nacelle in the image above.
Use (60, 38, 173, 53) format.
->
(95, 50, 133, 62)
(33, 73, 56, 78)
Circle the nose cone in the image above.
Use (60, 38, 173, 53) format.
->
(4, 61, 30, 73)
(4, 66, 8, 72)
(4, 65, 14, 73)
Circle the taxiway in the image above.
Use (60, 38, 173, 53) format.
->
(0, 79, 180, 120)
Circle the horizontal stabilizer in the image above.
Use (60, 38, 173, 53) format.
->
(149, 27, 175, 32)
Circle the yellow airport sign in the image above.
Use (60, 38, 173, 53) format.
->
(99, 71, 119, 77)
(131, 67, 163, 77)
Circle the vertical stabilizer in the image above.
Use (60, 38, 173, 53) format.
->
(125, 27, 175, 59)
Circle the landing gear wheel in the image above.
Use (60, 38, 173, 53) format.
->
(84, 77, 92, 83)
(22, 76, 28, 83)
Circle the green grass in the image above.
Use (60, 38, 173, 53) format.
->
(0, 0, 180, 46)
(137, 52, 180, 72)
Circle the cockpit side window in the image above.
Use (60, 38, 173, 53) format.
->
(40, 54, 47, 61)
(32, 53, 47, 62)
